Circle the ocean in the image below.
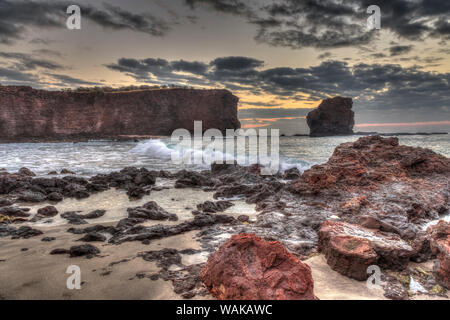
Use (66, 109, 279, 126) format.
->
(0, 135, 449, 177)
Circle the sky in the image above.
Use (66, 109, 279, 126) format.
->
(0, 0, 449, 134)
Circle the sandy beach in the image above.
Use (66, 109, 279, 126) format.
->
(1, 186, 447, 300)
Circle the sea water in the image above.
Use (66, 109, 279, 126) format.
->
(0, 135, 449, 176)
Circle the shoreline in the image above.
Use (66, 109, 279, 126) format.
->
(0, 132, 447, 144)
(1, 135, 449, 300)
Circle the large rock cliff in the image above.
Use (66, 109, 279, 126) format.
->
(0, 86, 240, 141)
(307, 96, 354, 137)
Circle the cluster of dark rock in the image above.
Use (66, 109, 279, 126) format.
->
(1, 135, 449, 300)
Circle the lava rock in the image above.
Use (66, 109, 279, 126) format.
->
(17, 191, 46, 203)
(50, 248, 69, 255)
(18, 168, 36, 177)
(61, 169, 76, 175)
(0, 199, 13, 207)
(79, 210, 106, 219)
(127, 201, 178, 221)
(427, 220, 450, 289)
(61, 212, 87, 225)
(69, 244, 100, 258)
(47, 192, 64, 202)
(11, 226, 43, 239)
(306, 96, 354, 137)
(0, 206, 30, 218)
(201, 233, 317, 300)
(174, 171, 214, 189)
(37, 206, 58, 217)
(41, 237, 56, 242)
(318, 221, 414, 280)
(283, 167, 301, 180)
(196, 200, 234, 213)
(78, 232, 107, 242)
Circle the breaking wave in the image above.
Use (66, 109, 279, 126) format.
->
(130, 139, 312, 173)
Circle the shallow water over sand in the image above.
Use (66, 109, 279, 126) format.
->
(19, 180, 257, 229)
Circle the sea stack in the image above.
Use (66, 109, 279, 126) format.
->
(307, 96, 354, 137)
(0, 86, 241, 142)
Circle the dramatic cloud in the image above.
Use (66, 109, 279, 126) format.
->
(0, 51, 64, 70)
(185, 0, 251, 16)
(0, 0, 173, 44)
(171, 60, 209, 75)
(211, 56, 264, 71)
(389, 45, 414, 56)
(185, 0, 450, 49)
(0, 66, 38, 84)
(107, 55, 450, 115)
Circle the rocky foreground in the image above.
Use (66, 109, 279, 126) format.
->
(0, 136, 449, 300)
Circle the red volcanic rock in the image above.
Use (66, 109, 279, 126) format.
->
(318, 221, 414, 280)
(0, 86, 240, 141)
(427, 221, 450, 289)
(307, 96, 354, 137)
(200, 233, 317, 300)
(291, 135, 450, 194)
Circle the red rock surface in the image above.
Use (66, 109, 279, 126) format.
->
(0, 86, 240, 141)
(318, 221, 414, 280)
(200, 233, 317, 300)
(307, 96, 354, 137)
(291, 135, 450, 194)
(428, 221, 450, 289)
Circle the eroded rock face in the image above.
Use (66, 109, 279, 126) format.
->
(318, 221, 414, 280)
(288, 136, 450, 241)
(428, 221, 450, 289)
(0, 86, 240, 141)
(291, 135, 450, 193)
(307, 96, 354, 137)
(201, 233, 317, 300)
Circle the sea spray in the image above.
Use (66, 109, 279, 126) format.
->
(130, 138, 311, 174)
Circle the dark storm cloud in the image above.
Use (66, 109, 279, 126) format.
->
(184, 0, 450, 49)
(105, 57, 210, 85)
(389, 45, 414, 56)
(185, 0, 251, 16)
(171, 60, 209, 75)
(0, 66, 38, 83)
(0, 0, 173, 44)
(82, 3, 170, 36)
(0, 51, 64, 70)
(211, 56, 264, 70)
(107, 55, 450, 113)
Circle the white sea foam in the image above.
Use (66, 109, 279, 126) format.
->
(130, 139, 172, 160)
(130, 139, 311, 173)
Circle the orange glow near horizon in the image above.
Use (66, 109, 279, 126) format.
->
(355, 121, 450, 128)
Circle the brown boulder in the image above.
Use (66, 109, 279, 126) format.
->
(200, 233, 317, 300)
(307, 96, 354, 137)
(18, 167, 36, 177)
(37, 205, 59, 217)
(318, 221, 414, 280)
(427, 220, 450, 289)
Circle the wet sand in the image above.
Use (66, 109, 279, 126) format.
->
(0, 187, 448, 300)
